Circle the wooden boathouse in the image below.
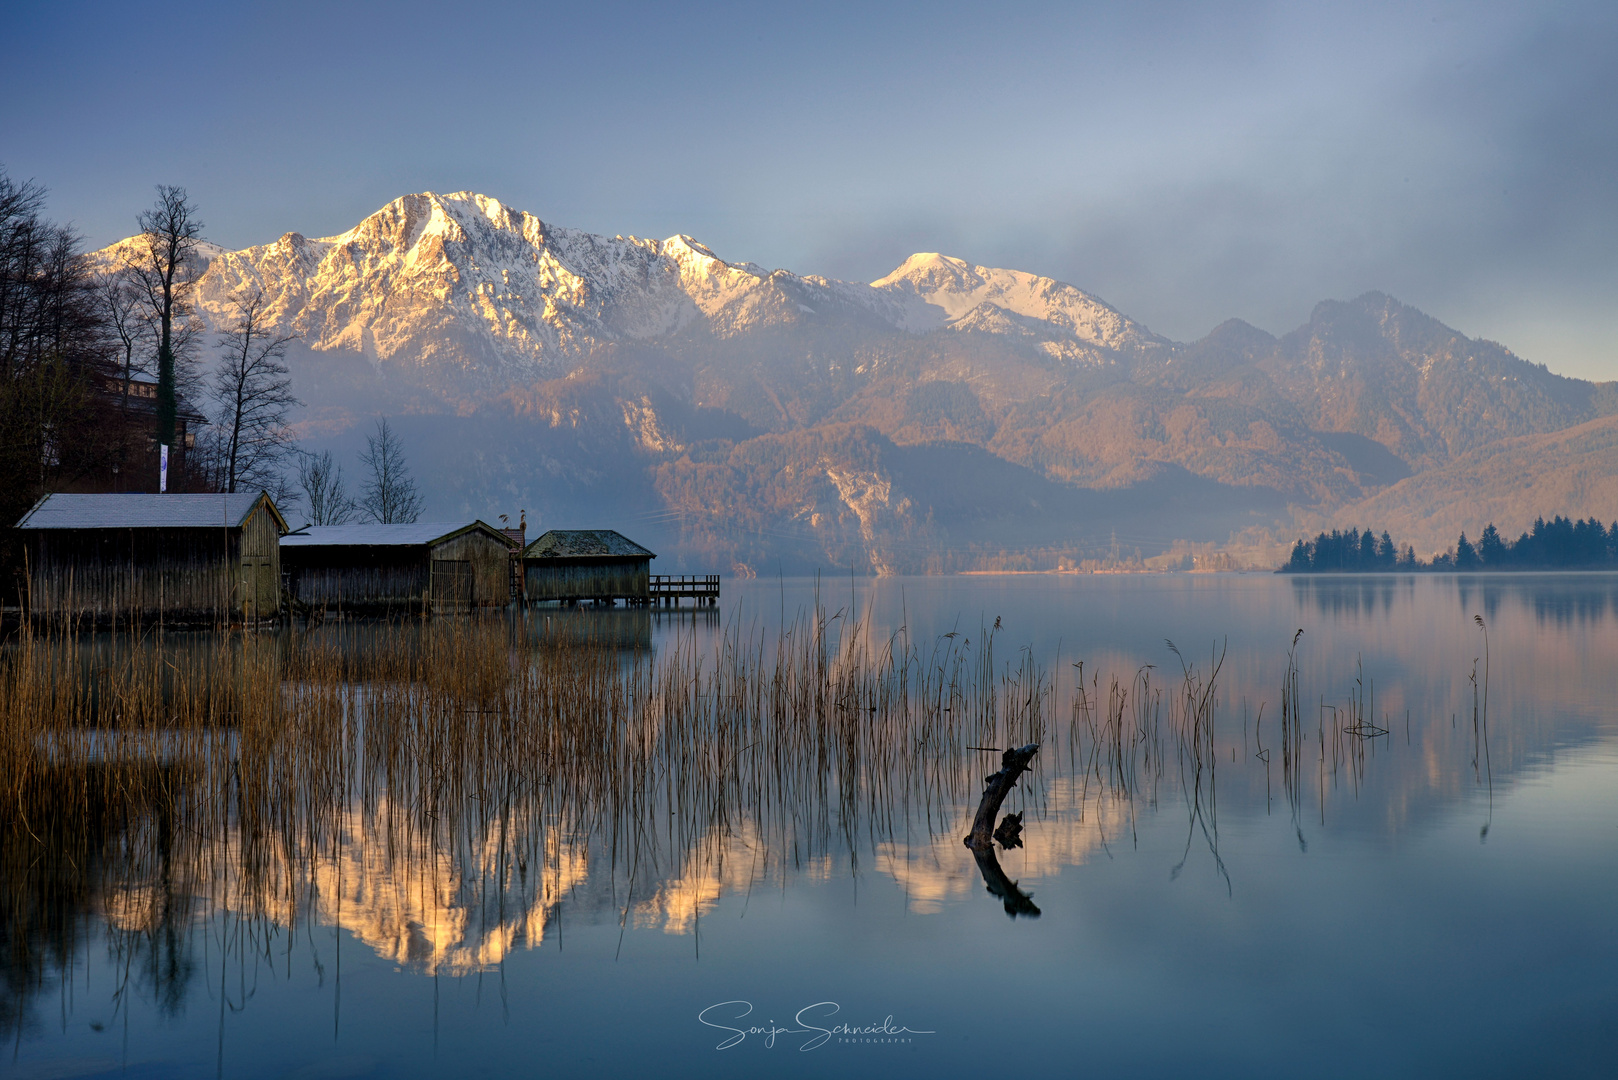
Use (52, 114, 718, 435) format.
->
(280, 521, 513, 615)
(523, 530, 657, 605)
(15, 492, 288, 624)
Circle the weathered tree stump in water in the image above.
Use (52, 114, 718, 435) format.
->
(993, 811, 1025, 849)
(965, 744, 1042, 918)
(964, 744, 1040, 850)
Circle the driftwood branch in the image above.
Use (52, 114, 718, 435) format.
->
(964, 743, 1040, 850)
(962, 744, 1042, 918)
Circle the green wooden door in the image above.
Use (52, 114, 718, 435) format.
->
(239, 557, 277, 621)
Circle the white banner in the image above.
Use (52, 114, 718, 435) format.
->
(160, 444, 169, 493)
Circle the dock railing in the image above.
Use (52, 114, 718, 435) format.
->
(649, 574, 720, 605)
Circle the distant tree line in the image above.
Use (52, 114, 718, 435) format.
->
(1282, 516, 1618, 573)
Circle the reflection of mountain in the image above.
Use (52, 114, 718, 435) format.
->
(630, 821, 836, 935)
(93, 192, 1618, 569)
(877, 781, 1132, 915)
(9, 579, 1614, 1042)
(21, 769, 1132, 1009)
(1269, 574, 1618, 845)
(94, 802, 586, 977)
(300, 807, 584, 974)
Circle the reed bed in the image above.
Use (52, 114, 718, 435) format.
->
(1, 607, 1057, 993)
(1064, 641, 1229, 877)
(0, 608, 1422, 1029)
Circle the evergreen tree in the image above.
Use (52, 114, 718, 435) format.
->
(1376, 531, 1396, 568)
(1281, 513, 1618, 574)
(1478, 523, 1506, 566)
(1322, 529, 1345, 570)
(1455, 532, 1479, 570)
(1572, 517, 1606, 565)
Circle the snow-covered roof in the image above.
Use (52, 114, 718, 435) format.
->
(280, 521, 503, 548)
(16, 492, 282, 531)
(522, 529, 656, 559)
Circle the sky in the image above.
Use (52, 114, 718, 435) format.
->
(4, 0, 1615, 380)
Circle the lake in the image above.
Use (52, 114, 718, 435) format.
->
(5, 573, 1617, 1079)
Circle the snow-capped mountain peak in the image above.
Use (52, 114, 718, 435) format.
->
(872, 251, 1163, 353)
(94, 191, 1164, 381)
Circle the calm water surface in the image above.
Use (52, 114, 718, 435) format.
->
(7, 574, 1618, 1079)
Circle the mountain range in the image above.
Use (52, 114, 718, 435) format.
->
(97, 191, 1618, 571)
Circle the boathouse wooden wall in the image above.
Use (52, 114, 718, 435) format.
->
(283, 530, 511, 614)
(28, 528, 232, 622)
(523, 557, 650, 602)
(25, 504, 282, 624)
(283, 547, 429, 615)
(430, 529, 511, 609)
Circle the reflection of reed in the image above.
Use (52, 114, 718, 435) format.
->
(1, 607, 1054, 1024)
(1068, 662, 1162, 848)
(1067, 644, 1233, 884)
(2, 607, 1431, 1034)
(1280, 630, 1307, 849)
(1167, 640, 1228, 891)
(1472, 615, 1493, 839)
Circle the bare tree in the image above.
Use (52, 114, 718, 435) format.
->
(297, 449, 356, 525)
(210, 287, 300, 493)
(95, 267, 152, 485)
(359, 417, 423, 523)
(0, 173, 50, 378)
(128, 186, 203, 451)
(1, 175, 104, 384)
(0, 168, 119, 600)
(96, 266, 151, 407)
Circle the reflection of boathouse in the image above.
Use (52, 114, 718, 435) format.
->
(281, 522, 513, 615)
(523, 530, 655, 604)
(16, 492, 287, 624)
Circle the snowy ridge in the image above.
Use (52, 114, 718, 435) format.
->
(871, 253, 1165, 353)
(95, 191, 1165, 380)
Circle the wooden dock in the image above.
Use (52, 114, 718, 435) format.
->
(646, 574, 720, 606)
